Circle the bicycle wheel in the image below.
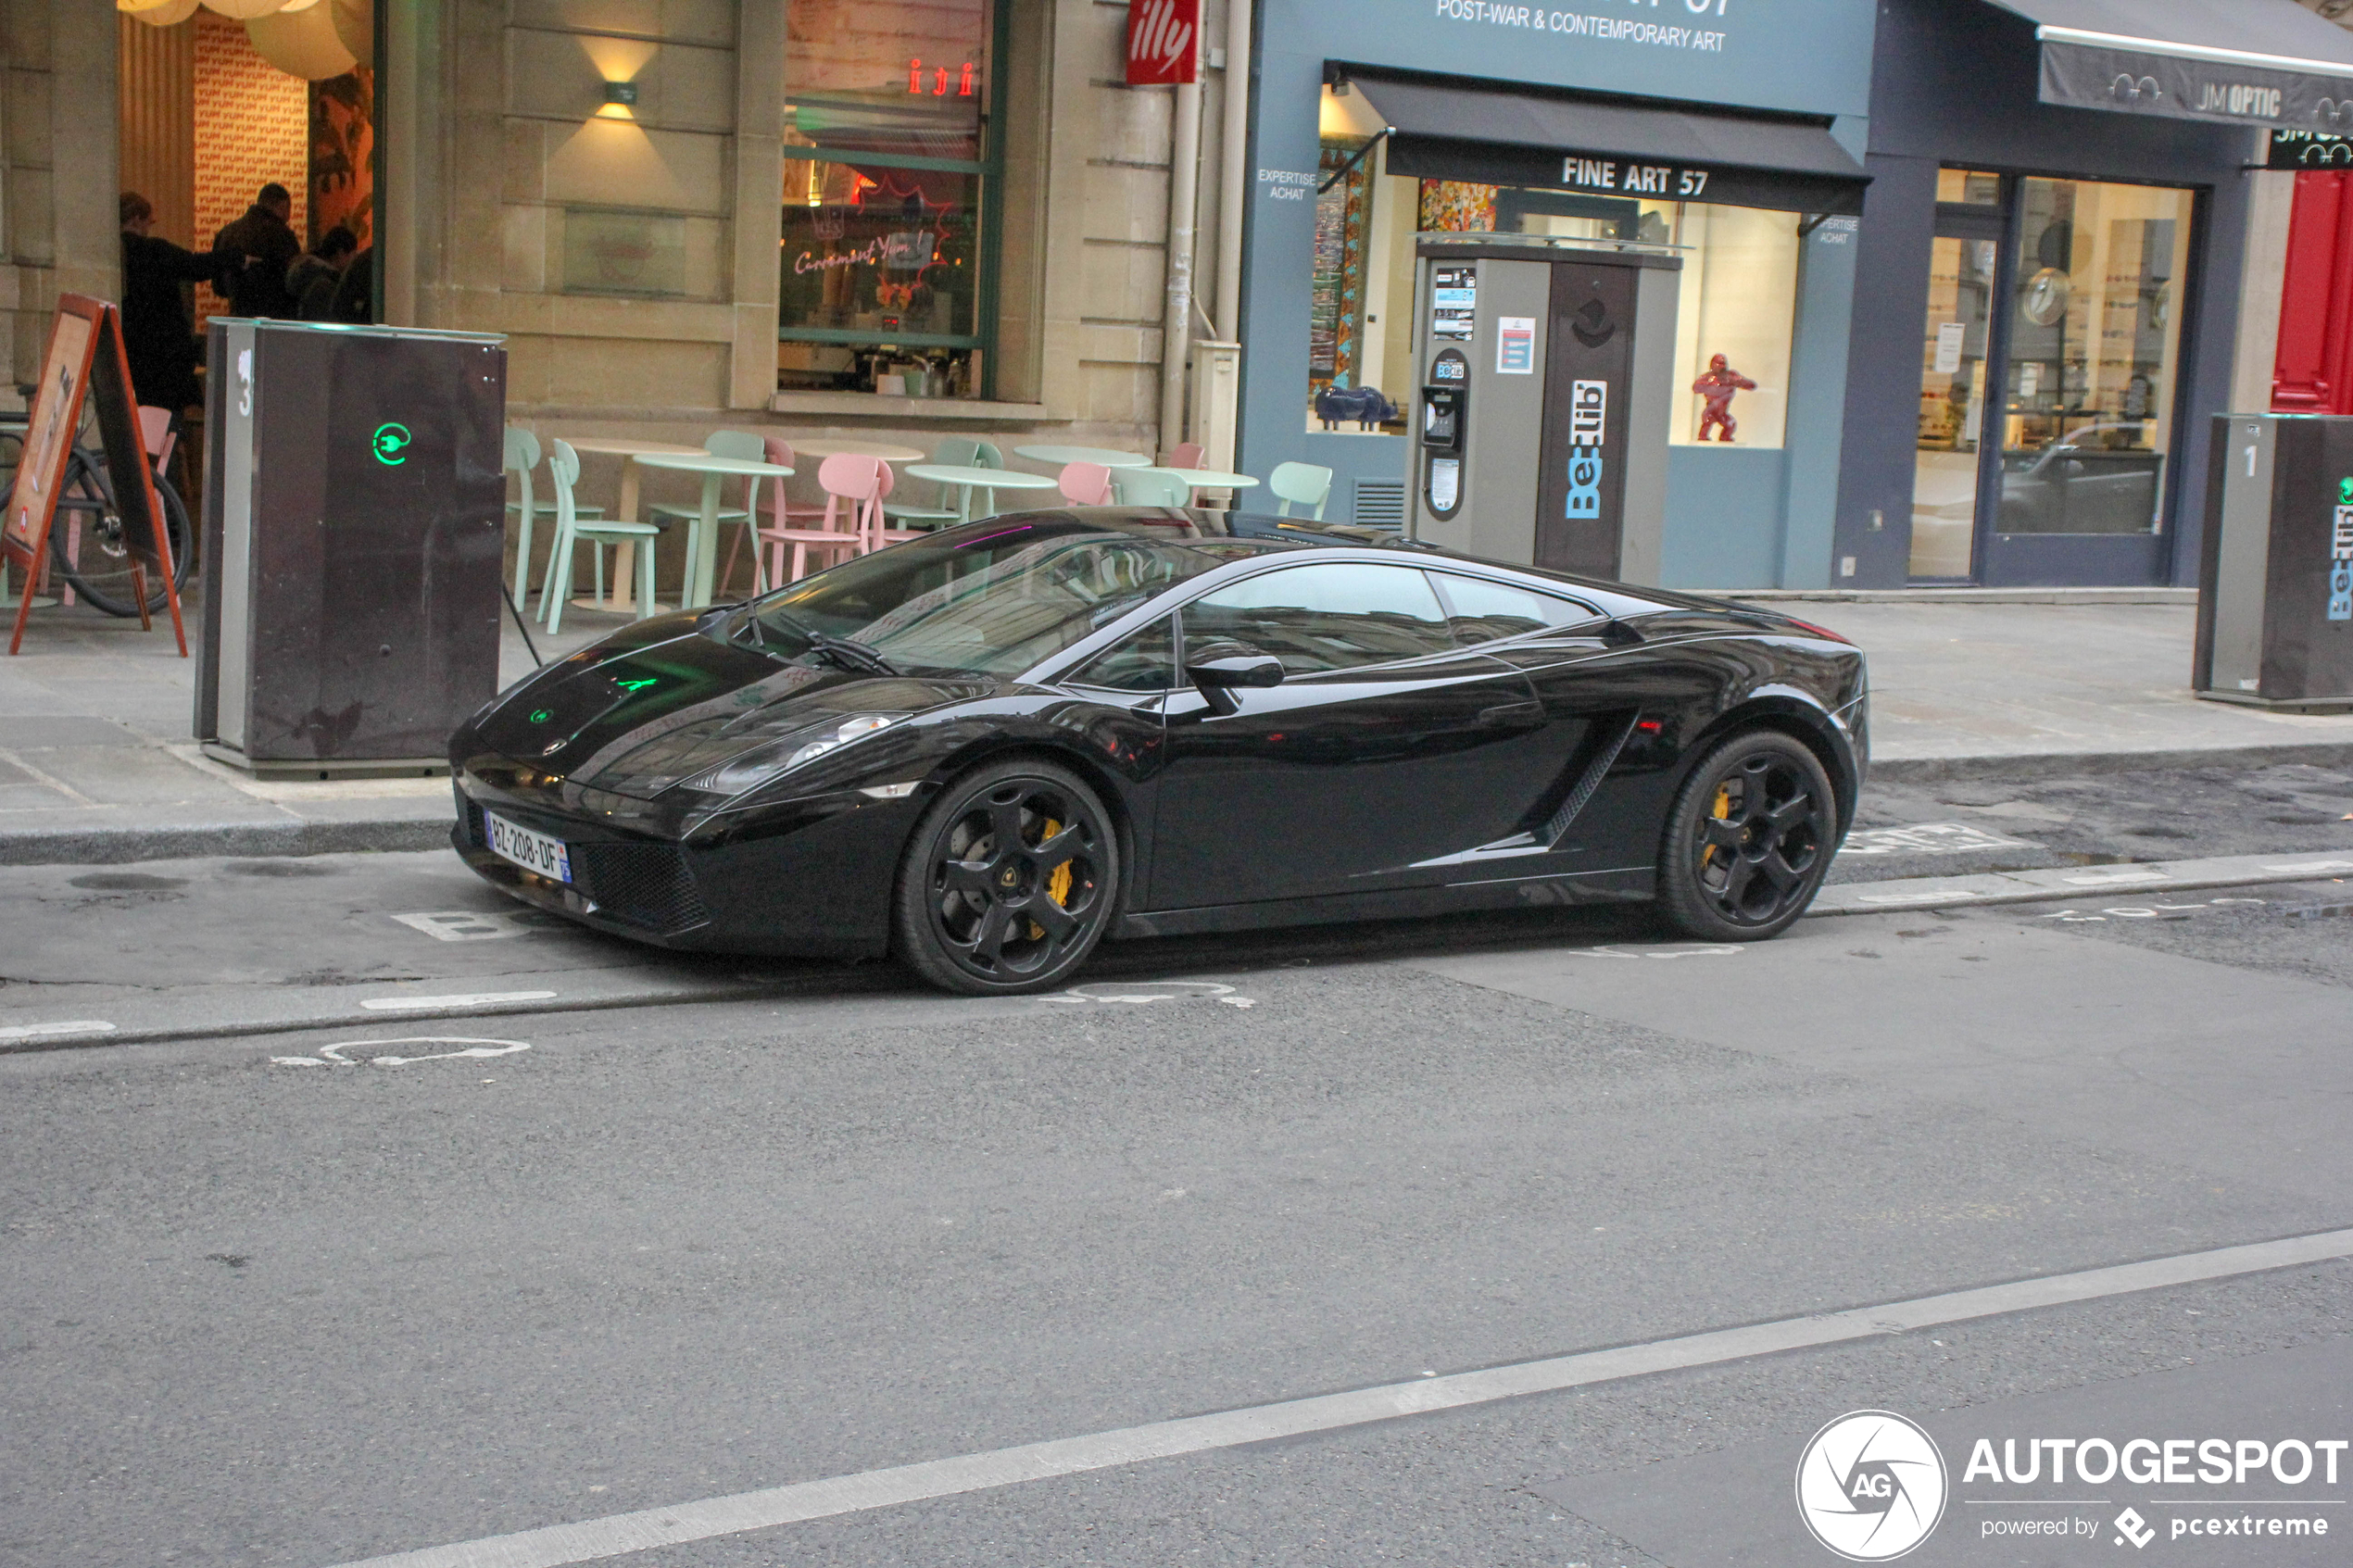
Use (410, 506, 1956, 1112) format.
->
(46, 449, 195, 618)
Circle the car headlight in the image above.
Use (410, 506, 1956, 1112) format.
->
(676, 713, 907, 800)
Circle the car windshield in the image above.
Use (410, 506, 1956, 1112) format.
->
(735, 517, 1268, 678)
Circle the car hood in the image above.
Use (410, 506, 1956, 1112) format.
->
(478, 622, 993, 796)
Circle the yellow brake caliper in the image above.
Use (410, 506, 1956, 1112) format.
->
(1029, 818, 1073, 939)
(1702, 784, 1733, 872)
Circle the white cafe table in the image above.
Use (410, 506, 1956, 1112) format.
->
(787, 439, 928, 463)
(1012, 444, 1151, 469)
(631, 451, 795, 609)
(901, 463, 1058, 525)
(1136, 467, 1260, 501)
(555, 436, 704, 614)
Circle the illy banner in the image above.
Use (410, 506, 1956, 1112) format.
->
(1126, 0, 1200, 86)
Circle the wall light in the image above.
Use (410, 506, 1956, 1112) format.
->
(598, 80, 639, 119)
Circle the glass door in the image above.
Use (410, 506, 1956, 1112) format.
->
(1980, 178, 2193, 585)
(1908, 172, 2005, 581)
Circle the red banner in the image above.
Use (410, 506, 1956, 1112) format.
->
(1126, 0, 1200, 86)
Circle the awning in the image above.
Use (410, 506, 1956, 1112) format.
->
(1985, 0, 2353, 132)
(1335, 67, 1869, 217)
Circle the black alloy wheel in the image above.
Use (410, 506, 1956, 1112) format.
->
(893, 758, 1119, 995)
(1655, 729, 1836, 941)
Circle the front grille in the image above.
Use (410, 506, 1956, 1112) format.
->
(571, 841, 711, 934)
(456, 787, 485, 847)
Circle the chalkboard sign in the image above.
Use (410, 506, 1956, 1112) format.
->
(4, 294, 185, 655)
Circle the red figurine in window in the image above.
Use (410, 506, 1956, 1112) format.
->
(1691, 353, 1755, 442)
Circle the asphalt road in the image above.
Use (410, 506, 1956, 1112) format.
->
(3, 759, 2349, 1568)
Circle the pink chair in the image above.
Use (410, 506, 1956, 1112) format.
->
(863, 462, 925, 551)
(758, 448, 870, 586)
(1058, 461, 1114, 505)
(1164, 442, 1205, 470)
(723, 436, 835, 593)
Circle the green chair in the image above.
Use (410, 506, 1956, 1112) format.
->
(503, 426, 599, 600)
(883, 436, 981, 530)
(647, 431, 765, 594)
(1114, 468, 1192, 507)
(1268, 460, 1333, 521)
(541, 438, 659, 634)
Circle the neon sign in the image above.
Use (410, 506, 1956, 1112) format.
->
(907, 58, 978, 97)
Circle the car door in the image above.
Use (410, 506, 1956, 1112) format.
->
(1144, 559, 1566, 911)
(1451, 576, 1733, 868)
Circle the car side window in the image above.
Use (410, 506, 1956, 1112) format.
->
(1068, 614, 1177, 691)
(1428, 573, 1596, 645)
(1179, 562, 1456, 675)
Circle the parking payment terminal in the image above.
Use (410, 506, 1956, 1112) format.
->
(1421, 348, 1468, 520)
(1408, 237, 1678, 583)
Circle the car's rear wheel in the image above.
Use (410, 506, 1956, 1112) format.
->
(893, 758, 1119, 995)
(1655, 729, 1835, 942)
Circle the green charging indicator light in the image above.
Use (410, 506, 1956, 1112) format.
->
(372, 422, 413, 465)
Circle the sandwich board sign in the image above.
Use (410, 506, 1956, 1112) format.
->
(3, 293, 186, 655)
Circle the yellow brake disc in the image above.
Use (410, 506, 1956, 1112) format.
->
(1030, 818, 1073, 939)
(1703, 784, 1733, 870)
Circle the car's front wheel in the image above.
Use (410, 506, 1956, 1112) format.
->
(1655, 729, 1836, 941)
(892, 758, 1119, 995)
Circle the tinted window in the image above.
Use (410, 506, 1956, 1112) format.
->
(1430, 573, 1594, 644)
(742, 521, 1258, 677)
(1179, 563, 1455, 675)
(1070, 614, 1176, 691)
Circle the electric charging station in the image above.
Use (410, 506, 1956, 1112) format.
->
(2194, 412, 2353, 713)
(195, 320, 509, 776)
(1408, 236, 1679, 583)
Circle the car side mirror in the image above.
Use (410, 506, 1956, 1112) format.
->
(1184, 641, 1283, 715)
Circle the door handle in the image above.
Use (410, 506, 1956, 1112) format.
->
(1478, 700, 1545, 729)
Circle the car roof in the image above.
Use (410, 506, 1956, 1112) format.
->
(975, 505, 1708, 617)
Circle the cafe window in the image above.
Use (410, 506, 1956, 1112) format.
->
(1304, 89, 1802, 448)
(779, 0, 1002, 397)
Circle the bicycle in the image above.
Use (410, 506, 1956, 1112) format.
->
(0, 414, 195, 618)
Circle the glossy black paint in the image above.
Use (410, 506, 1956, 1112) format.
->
(449, 508, 1868, 960)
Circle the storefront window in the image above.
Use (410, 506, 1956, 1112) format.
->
(780, 0, 997, 395)
(1936, 168, 2002, 206)
(1304, 155, 1801, 448)
(1998, 178, 2191, 535)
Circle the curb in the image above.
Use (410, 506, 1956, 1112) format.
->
(1721, 587, 2197, 605)
(0, 815, 454, 868)
(1868, 740, 2353, 784)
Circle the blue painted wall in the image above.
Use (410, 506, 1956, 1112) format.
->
(1660, 445, 1786, 588)
(1239, 0, 1878, 586)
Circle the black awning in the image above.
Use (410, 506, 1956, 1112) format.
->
(1336, 68, 1869, 217)
(1985, 0, 2353, 132)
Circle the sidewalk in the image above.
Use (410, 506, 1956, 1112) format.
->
(4, 590, 2351, 865)
(0, 589, 616, 864)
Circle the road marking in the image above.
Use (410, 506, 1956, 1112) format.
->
(318, 1226, 2353, 1568)
(0, 1019, 116, 1043)
(1840, 822, 2034, 857)
(359, 991, 557, 1012)
(273, 1037, 532, 1068)
(1856, 889, 1977, 905)
(1042, 981, 1242, 1005)
(1568, 944, 1742, 960)
(391, 911, 538, 943)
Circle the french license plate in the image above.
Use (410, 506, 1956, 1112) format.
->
(484, 809, 573, 884)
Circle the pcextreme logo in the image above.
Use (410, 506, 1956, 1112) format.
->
(1796, 1410, 1950, 1561)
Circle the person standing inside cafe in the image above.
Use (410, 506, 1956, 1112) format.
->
(287, 225, 359, 321)
(212, 182, 302, 320)
(119, 191, 217, 413)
